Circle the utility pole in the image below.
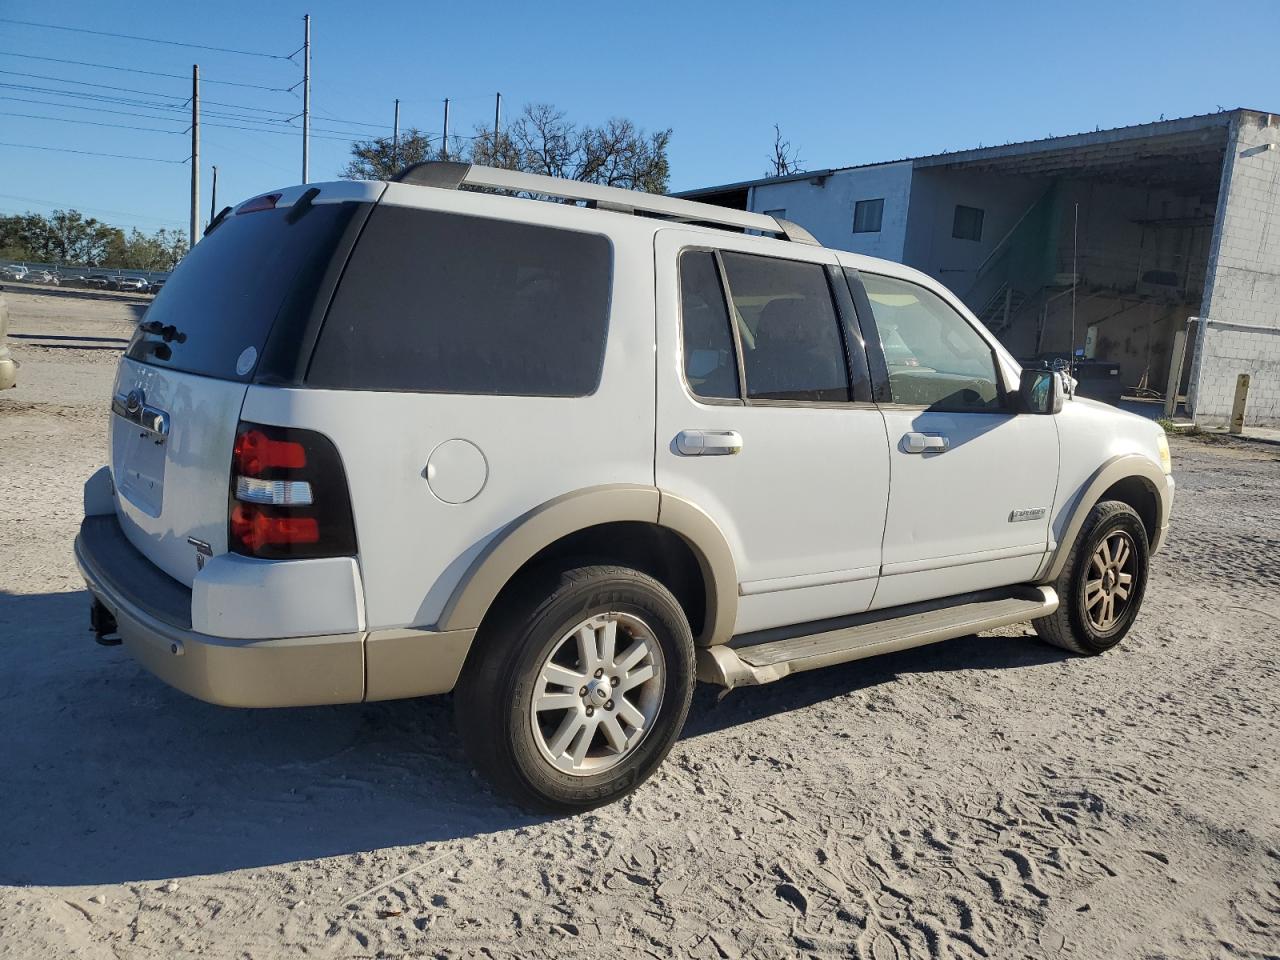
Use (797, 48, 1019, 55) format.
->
(493, 92, 501, 154)
(441, 97, 450, 160)
(392, 98, 400, 170)
(209, 165, 218, 223)
(301, 13, 311, 183)
(190, 64, 200, 246)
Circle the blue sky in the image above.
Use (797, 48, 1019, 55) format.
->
(0, 0, 1276, 235)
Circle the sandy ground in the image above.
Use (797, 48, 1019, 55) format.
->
(1, 288, 1278, 959)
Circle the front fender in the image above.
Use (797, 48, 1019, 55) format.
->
(1037, 453, 1173, 582)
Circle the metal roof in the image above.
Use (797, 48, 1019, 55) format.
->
(676, 108, 1264, 200)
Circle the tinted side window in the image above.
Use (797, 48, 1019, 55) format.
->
(309, 206, 611, 396)
(860, 272, 1002, 411)
(679, 250, 739, 399)
(720, 252, 850, 403)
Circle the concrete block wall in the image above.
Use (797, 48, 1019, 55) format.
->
(1189, 111, 1280, 426)
(1189, 320, 1280, 426)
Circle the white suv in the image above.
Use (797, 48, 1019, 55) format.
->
(77, 164, 1174, 810)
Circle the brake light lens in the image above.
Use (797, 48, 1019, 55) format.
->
(228, 421, 356, 560)
(230, 504, 319, 551)
(234, 428, 306, 476)
(237, 193, 282, 215)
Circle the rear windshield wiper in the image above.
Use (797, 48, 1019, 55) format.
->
(140, 320, 187, 344)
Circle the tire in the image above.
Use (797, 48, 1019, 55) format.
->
(454, 564, 695, 812)
(1034, 500, 1150, 655)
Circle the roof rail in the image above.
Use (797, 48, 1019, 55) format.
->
(390, 162, 818, 245)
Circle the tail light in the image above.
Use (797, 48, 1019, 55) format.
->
(228, 421, 357, 559)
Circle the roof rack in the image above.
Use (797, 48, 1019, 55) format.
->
(390, 161, 819, 245)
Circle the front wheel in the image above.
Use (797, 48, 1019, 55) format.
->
(1034, 500, 1150, 655)
(454, 564, 695, 812)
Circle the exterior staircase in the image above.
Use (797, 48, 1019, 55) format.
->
(976, 283, 1029, 334)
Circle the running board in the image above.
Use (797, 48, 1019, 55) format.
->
(697, 586, 1058, 688)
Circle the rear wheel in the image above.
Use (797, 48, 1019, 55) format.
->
(1034, 500, 1149, 654)
(454, 564, 695, 812)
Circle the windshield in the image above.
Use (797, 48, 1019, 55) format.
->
(126, 201, 364, 381)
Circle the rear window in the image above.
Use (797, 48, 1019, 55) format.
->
(125, 202, 364, 380)
(307, 205, 612, 396)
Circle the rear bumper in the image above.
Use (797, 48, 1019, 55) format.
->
(76, 514, 364, 707)
(75, 513, 476, 707)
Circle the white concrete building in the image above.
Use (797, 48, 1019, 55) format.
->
(680, 110, 1280, 427)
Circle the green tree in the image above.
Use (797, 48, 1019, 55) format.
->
(106, 227, 190, 271)
(341, 127, 433, 180)
(0, 211, 188, 269)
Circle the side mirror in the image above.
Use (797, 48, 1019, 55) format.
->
(1019, 368, 1065, 414)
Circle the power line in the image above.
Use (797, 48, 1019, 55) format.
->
(0, 92, 377, 140)
(0, 50, 290, 91)
(0, 141, 186, 164)
(0, 17, 291, 60)
(0, 68, 187, 102)
(2, 106, 373, 142)
(0, 109, 187, 136)
(0, 80, 186, 112)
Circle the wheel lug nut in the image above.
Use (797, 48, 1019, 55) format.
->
(610, 676, 618, 687)
(605, 700, 614, 711)
(585, 706, 594, 717)
(579, 686, 588, 697)
(594, 668, 604, 678)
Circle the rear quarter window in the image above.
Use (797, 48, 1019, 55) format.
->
(307, 206, 612, 397)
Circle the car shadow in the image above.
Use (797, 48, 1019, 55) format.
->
(0, 589, 545, 887)
(0, 588, 1068, 887)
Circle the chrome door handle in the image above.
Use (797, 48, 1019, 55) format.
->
(675, 430, 743, 456)
(902, 432, 949, 454)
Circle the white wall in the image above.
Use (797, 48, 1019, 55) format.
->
(1189, 112, 1280, 427)
(746, 162, 913, 260)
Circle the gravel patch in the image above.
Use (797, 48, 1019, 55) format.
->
(1, 301, 1277, 959)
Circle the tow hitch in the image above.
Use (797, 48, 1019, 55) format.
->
(91, 598, 121, 646)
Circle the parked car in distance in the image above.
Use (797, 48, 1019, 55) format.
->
(76, 164, 1175, 812)
(111, 276, 150, 293)
(147, 279, 165, 294)
(0, 286, 17, 390)
(1, 265, 29, 281)
(82, 274, 113, 289)
(30, 269, 60, 285)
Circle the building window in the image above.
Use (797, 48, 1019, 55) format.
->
(852, 198, 884, 234)
(763, 208, 787, 220)
(952, 205, 984, 242)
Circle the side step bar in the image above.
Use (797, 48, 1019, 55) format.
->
(697, 586, 1058, 688)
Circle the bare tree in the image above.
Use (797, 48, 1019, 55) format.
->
(344, 104, 671, 194)
(767, 124, 803, 177)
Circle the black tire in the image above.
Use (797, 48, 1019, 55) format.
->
(1034, 500, 1150, 655)
(454, 564, 695, 812)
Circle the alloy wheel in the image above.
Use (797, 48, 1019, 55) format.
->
(529, 613, 665, 776)
(1084, 530, 1137, 632)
